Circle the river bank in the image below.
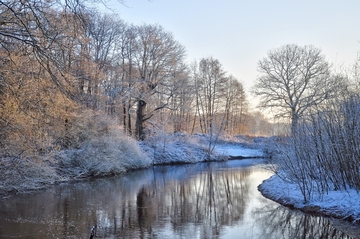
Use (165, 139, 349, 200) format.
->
(258, 174, 360, 223)
(0, 134, 266, 198)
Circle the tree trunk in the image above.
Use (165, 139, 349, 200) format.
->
(123, 102, 127, 133)
(135, 100, 146, 140)
(127, 101, 132, 136)
(291, 108, 298, 136)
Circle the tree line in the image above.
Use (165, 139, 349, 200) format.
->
(0, 0, 258, 158)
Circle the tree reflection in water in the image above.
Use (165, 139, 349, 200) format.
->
(0, 161, 359, 238)
(252, 195, 359, 239)
(159, 167, 250, 238)
(118, 164, 252, 238)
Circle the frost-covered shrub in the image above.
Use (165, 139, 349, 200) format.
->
(56, 127, 151, 178)
(270, 136, 316, 203)
(0, 157, 58, 195)
(54, 109, 116, 149)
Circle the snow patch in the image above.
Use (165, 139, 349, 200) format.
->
(214, 144, 264, 158)
(259, 174, 360, 222)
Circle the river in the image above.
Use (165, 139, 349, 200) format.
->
(0, 159, 358, 238)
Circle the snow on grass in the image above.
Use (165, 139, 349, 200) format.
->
(139, 133, 219, 165)
(214, 144, 264, 158)
(139, 133, 266, 165)
(259, 174, 360, 222)
(140, 141, 211, 164)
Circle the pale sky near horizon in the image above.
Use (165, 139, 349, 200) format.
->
(101, 0, 360, 107)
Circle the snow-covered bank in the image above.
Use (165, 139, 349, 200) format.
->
(214, 144, 264, 158)
(140, 133, 266, 165)
(256, 133, 360, 224)
(0, 134, 267, 197)
(258, 175, 360, 222)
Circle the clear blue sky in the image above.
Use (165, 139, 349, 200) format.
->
(101, 0, 360, 104)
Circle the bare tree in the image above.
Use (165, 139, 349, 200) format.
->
(223, 75, 248, 135)
(169, 69, 194, 133)
(190, 57, 229, 155)
(194, 57, 227, 134)
(84, 12, 129, 110)
(132, 24, 186, 140)
(189, 58, 250, 136)
(253, 44, 339, 135)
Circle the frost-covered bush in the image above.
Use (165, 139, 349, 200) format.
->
(54, 109, 116, 149)
(0, 157, 58, 195)
(56, 127, 151, 178)
(270, 136, 317, 203)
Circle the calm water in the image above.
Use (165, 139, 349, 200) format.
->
(0, 159, 359, 239)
